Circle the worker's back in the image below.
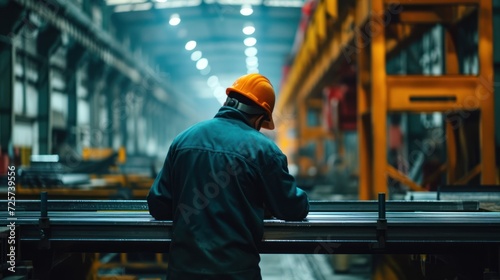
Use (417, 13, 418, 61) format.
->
(148, 106, 310, 280)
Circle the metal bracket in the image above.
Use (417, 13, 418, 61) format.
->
(372, 193, 387, 250)
(38, 192, 51, 250)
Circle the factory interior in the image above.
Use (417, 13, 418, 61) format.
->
(1, 0, 500, 279)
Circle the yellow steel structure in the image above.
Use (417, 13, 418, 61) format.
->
(89, 253, 167, 280)
(82, 147, 127, 164)
(276, 0, 494, 199)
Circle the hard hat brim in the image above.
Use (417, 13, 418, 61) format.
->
(262, 118, 275, 130)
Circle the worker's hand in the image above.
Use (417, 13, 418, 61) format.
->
(264, 206, 274, 219)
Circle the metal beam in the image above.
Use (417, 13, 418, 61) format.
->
(119, 79, 131, 151)
(0, 1, 23, 153)
(13, 0, 193, 120)
(0, 42, 14, 153)
(106, 70, 121, 148)
(133, 96, 140, 155)
(7, 210, 500, 255)
(15, 0, 141, 82)
(0, 0, 23, 36)
(36, 25, 61, 154)
(111, 75, 127, 150)
(87, 58, 112, 148)
(8, 199, 480, 212)
(66, 41, 87, 148)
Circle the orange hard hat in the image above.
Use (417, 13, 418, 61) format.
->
(226, 73, 275, 130)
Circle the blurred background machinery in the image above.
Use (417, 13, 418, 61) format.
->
(277, 0, 497, 200)
(1, 0, 500, 279)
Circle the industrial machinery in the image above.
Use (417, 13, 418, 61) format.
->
(14, 148, 156, 200)
(1, 194, 500, 280)
(276, 0, 496, 200)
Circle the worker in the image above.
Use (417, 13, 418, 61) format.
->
(147, 73, 310, 280)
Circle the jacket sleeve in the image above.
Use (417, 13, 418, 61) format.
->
(261, 153, 310, 221)
(147, 159, 174, 220)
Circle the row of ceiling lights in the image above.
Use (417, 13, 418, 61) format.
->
(109, 1, 273, 104)
(174, 7, 261, 104)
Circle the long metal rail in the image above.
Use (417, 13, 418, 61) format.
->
(6, 199, 480, 212)
(6, 211, 500, 255)
(2, 198, 500, 255)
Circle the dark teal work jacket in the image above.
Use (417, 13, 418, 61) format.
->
(147, 106, 310, 280)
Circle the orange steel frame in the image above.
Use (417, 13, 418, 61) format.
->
(276, 0, 494, 200)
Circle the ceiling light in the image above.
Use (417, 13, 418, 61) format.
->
(169, 13, 181, 26)
(207, 76, 219, 88)
(246, 57, 258, 67)
(114, 4, 133, 12)
(213, 86, 226, 105)
(246, 56, 258, 64)
(242, 25, 255, 35)
(244, 47, 258, 57)
(240, 4, 253, 16)
(247, 62, 259, 68)
(200, 66, 211, 75)
(191, 50, 202, 61)
(107, 0, 145, 5)
(196, 58, 208, 70)
(133, 2, 152, 11)
(247, 67, 259, 74)
(155, 0, 201, 9)
(185, 40, 196, 50)
(244, 37, 256, 47)
(264, 0, 304, 7)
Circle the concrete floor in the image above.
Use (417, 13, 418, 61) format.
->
(256, 185, 372, 280)
(260, 254, 371, 280)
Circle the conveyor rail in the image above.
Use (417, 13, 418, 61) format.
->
(5, 199, 480, 212)
(1, 198, 499, 255)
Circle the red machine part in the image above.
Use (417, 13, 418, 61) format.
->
(323, 84, 357, 132)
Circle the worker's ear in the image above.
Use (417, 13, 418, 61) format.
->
(254, 115, 265, 131)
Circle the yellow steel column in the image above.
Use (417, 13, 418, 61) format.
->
(297, 99, 307, 177)
(478, 0, 495, 184)
(444, 30, 458, 183)
(357, 27, 371, 200)
(371, 0, 388, 198)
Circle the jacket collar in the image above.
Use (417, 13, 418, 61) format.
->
(214, 106, 254, 128)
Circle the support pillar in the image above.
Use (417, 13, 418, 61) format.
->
(0, 42, 15, 154)
(36, 25, 60, 154)
(119, 80, 131, 152)
(66, 41, 86, 148)
(0, 1, 24, 155)
(106, 71, 122, 149)
(87, 58, 110, 148)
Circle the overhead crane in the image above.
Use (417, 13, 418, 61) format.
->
(277, 0, 495, 199)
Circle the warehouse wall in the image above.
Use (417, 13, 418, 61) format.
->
(0, 0, 200, 170)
